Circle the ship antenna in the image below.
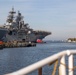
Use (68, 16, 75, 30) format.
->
(12, 7, 14, 11)
(9, 7, 16, 14)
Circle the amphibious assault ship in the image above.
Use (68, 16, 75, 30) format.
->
(0, 8, 51, 42)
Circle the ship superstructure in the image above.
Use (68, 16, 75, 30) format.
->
(0, 8, 51, 42)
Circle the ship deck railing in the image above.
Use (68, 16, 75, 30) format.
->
(5, 50, 76, 75)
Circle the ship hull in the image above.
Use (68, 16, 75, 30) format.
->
(4, 32, 50, 43)
(25, 33, 51, 43)
(0, 29, 7, 41)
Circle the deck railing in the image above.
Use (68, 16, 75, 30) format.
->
(5, 50, 76, 75)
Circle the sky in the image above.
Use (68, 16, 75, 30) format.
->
(0, 0, 76, 40)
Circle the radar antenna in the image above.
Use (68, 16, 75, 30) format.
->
(6, 7, 16, 23)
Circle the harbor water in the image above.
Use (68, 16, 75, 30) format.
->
(0, 41, 76, 75)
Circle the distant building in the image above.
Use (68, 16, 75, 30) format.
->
(67, 38, 76, 42)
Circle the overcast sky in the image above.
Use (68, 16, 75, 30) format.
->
(0, 0, 76, 40)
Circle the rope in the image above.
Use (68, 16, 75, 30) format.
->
(60, 62, 76, 71)
(43, 60, 59, 75)
(52, 60, 58, 75)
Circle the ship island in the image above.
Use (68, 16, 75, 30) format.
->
(0, 8, 51, 45)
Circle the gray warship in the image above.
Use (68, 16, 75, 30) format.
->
(0, 8, 51, 42)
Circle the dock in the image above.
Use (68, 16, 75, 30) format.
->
(0, 41, 36, 49)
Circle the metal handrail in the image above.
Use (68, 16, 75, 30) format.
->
(5, 50, 76, 75)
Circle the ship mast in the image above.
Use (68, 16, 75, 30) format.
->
(16, 11, 24, 29)
(6, 7, 16, 23)
(16, 11, 23, 23)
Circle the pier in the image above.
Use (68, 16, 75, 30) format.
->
(0, 41, 36, 49)
(5, 50, 76, 75)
